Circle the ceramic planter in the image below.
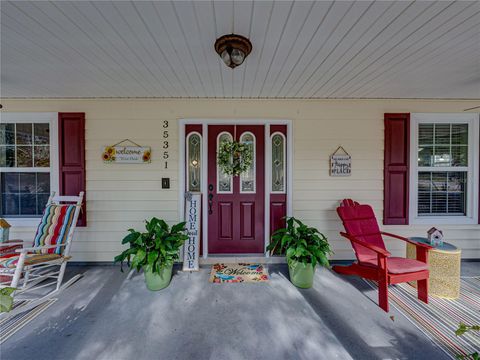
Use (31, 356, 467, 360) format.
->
(144, 264, 173, 291)
(288, 260, 315, 289)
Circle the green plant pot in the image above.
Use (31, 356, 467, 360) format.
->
(288, 261, 316, 289)
(144, 264, 173, 291)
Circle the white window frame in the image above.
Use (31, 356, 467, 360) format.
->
(409, 113, 479, 225)
(270, 131, 287, 194)
(1, 112, 59, 226)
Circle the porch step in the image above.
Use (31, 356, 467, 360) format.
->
(199, 256, 286, 265)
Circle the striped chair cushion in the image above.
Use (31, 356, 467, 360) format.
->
(0, 241, 23, 256)
(0, 253, 62, 269)
(33, 204, 76, 255)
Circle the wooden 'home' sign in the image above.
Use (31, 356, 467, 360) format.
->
(183, 192, 201, 272)
(330, 146, 351, 177)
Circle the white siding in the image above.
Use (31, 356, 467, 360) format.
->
(2, 99, 479, 261)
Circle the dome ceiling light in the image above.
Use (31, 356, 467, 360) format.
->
(214, 34, 252, 69)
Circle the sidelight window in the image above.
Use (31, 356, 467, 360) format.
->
(271, 132, 286, 193)
(187, 132, 202, 192)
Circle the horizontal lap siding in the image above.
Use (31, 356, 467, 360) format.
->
(4, 99, 479, 261)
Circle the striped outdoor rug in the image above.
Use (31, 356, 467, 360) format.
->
(365, 277, 479, 359)
(0, 299, 57, 344)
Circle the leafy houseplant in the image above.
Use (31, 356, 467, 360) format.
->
(455, 323, 479, 360)
(267, 217, 332, 288)
(114, 218, 188, 291)
(0, 287, 15, 313)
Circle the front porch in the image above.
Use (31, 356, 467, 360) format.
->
(4, 262, 477, 360)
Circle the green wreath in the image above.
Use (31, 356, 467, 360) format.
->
(217, 140, 253, 176)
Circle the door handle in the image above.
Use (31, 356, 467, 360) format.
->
(208, 185, 213, 214)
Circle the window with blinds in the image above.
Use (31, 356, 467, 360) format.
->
(417, 123, 468, 216)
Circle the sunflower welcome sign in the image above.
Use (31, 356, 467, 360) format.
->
(102, 139, 151, 164)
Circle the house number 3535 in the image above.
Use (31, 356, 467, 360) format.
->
(163, 120, 169, 169)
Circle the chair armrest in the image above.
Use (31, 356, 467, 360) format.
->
(16, 244, 67, 253)
(340, 232, 391, 257)
(380, 232, 433, 249)
(0, 241, 27, 247)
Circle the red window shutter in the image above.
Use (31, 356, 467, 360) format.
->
(384, 113, 410, 225)
(58, 113, 86, 226)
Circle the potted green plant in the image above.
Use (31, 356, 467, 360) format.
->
(114, 218, 188, 291)
(267, 217, 332, 288)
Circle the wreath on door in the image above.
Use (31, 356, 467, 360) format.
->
(217, 140, 253, 176)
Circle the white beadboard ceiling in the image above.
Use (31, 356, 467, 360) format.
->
(1, 1, 479, 99)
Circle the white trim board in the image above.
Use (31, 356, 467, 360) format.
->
(178, 118, 293, 259)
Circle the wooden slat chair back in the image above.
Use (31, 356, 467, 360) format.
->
(337, 200, 387, 264)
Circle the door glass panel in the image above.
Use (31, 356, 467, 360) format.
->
(240, 132, 255, 193)
(217, 132, 233, 193)
(187, 133, 201, 192)
(271, 133, 285, 192)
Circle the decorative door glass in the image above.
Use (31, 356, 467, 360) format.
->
(271, 133, 285, 193)
(240, 132, 255, 193)
(217, 132, 233, 193)
(187, 132, 201, 192)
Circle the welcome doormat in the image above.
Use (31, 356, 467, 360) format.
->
(209, 263, 269, 283)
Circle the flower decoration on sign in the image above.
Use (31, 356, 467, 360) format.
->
(142, 149, 151, 163)
(217, 140, 253, 176)
(102, 146, 116, 162)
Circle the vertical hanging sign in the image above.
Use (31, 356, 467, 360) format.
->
(183, 192, 201, 271)
(330, 146, 351, 176)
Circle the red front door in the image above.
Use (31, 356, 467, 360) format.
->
(208, 125, 265, 254)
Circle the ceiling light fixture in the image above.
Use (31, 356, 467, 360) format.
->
(214, 34, 252, 69)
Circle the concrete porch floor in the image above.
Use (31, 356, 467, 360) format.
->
(2, 262, 478, 360)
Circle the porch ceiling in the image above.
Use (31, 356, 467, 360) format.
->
(1, 1, 479, 99)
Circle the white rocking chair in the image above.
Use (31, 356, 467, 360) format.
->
(0, 192, 84, 319)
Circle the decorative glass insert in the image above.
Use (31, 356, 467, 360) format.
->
(240, 132, 255, 193)
(187, 133, 201, 192)
(0, 123, 50, 168)
(217, 132, 233, 193)
(271, 133, 285, 193)
(1, 121, 52, 217)
(417, 122, 469, 216)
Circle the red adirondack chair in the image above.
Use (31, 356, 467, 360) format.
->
(333, 199, 432, 312)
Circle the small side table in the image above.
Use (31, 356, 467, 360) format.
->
(406, 237, 461, 299)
